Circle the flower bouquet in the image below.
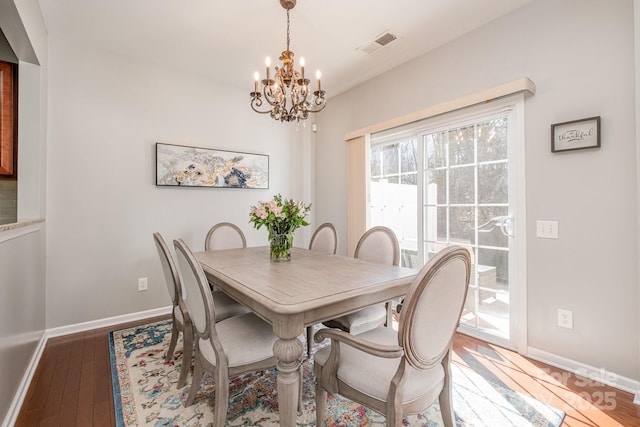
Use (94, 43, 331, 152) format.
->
(249, 194, 312, 261)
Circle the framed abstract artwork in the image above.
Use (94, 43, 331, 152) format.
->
(155, 143, 269, 188)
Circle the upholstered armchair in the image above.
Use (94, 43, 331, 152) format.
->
(173, 238, 282, 423)
(314, 246, 471, 426)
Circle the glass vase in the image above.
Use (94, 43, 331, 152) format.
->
(270, 232, 293, 262)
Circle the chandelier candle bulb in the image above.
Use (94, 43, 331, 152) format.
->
(265, 57, 271, 80)
(300, 57, 305, 79)
(254, 72, 260, 92)
(316, 70, 321, 91)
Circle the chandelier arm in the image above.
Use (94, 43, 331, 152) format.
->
(250, 95, 274, 114)
(262, 83, 282, 109)
(262, 93, 279, 108)
(306, 104, 326, 113)
(251, 106, 274, 115)
(307, 92, 327, 113)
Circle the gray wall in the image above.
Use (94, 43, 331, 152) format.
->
(0, 0, 48, 423)
(44, 38, 313, 328)
(314, 0, 639, 381)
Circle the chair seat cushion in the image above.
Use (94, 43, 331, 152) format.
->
(314, 326, 445, 403)
(199, 312, 277, 367)
(212, 290, 251, 322)
(322, 304, 386, 335)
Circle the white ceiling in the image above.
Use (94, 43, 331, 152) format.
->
(38, 0, 534, 97)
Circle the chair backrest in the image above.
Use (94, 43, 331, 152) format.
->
(309, 223, 338, 254)
(174, 238, 216, 339)
(397, 246, 471, 370)
(205, 222, 247, 251)
(153, 232, 180, 305)
(354, 226, 400, 266)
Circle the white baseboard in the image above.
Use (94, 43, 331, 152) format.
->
(2, 306, 172, 427)
(2, 331, 47, 427)
(528, 346, 640, 399)
(46, 306, 172, 338)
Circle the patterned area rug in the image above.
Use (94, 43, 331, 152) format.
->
(109, 320, 565, 426)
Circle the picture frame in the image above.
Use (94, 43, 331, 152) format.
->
(155, 142, 269, 189)
(551, 116, 600, 153)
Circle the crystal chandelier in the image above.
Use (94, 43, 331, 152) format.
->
(250, 0, 326, 123)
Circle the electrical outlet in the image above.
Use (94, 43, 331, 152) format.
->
(138, 277, 148, 291)
(557, 308, 573, 329)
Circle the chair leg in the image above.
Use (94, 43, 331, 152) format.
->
(166, 319, 180, 363)
(385, 301, 393, 327)
(315, 384, 327, 426)
(306, 325, 314, 357)
(439, 358, 455, 427)
(298, 364, 303, 412)
(213, 370, 230, 426)
(385, 397, 403, 427)
(177, 323, 193, 388)
(185, 358, 203, 407)
(439, 385, 455, 427)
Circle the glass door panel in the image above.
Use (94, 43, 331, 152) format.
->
(370, 139, 419, 269)
(423, 115, 512, 340)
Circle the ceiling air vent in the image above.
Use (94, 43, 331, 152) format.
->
(357, 31, 397, 55)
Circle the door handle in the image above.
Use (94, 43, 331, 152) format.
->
(502, 216, 515, 238)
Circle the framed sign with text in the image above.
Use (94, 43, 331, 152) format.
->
(551, 116, 600, 153)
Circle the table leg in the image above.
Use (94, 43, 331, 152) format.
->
(273, 337, 304, 427)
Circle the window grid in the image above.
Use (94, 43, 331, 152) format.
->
(422, 119, 510, 332)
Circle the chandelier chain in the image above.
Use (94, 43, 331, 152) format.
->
(286, 9, 290, 52)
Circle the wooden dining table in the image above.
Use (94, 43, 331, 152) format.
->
(195, 246, 417, 427)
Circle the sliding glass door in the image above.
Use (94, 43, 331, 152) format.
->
(369, 96, 524, 348)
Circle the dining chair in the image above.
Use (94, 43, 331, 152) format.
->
(306, 223, 338, 356)
(314, 246, 471, 427)
(309, 222, 338, 254)
(153, 232, 249, 388)
(204, 222, 247, 251)
(173, 238, 282, 422)
(322, 226, 399, 335)
(153, 232, 193, 388)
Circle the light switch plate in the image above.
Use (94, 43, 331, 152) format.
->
(536, 220, 559, 239)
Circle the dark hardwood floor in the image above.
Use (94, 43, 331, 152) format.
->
(14, 316, 640, 426)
